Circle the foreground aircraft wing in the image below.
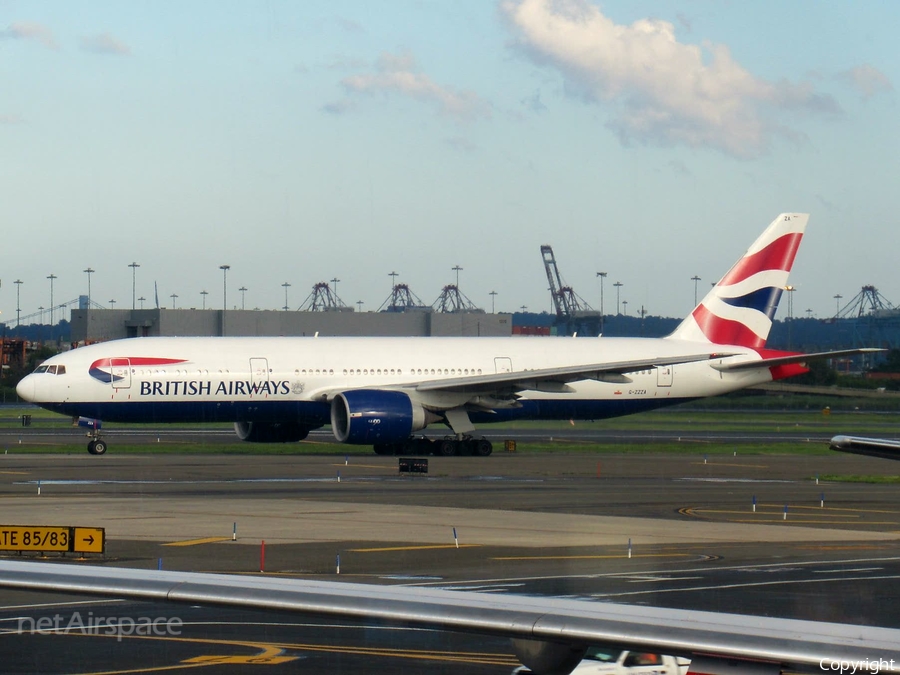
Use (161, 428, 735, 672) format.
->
(413, 352, 725, 393)
(830, 435, 900, 461)
(711, 348, 884, 373)
(0, 561, 898, 675)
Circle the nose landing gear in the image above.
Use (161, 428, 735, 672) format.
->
(85, 425, 108, 455)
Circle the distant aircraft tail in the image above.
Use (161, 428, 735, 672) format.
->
(667, 213, 808, 350)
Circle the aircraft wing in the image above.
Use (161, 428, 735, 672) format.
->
(830, 435, 900, 461)
(0, 560, 898, 675)
(413, 352, 725, 393)
(711, 348, 884, 373)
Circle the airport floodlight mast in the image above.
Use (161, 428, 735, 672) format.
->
(596, 272, 606, 332)
(47, 274, 57, 326)
(128, 262, 140, 310)
(200, 290, 208, 310)
(138, 296, 145, 310)
(489, 290, 497, 314)
(170, 293, 178, 309)
(622, 299, 628, 316)
(330, 277, 340, 297)
(834, 294, 843, 317)
(109, 299, 116, 309)
(281, 282, 291, 311)
(614, 281, 623, 315)
(452, 265, 463, 288)
(219, 265, 230, 336)
(357, 300, 364, 312)
(238, 286, 247, 310)
(691, 275, 701, 307)
(14, 279, 22, 328)
(388, 271, 399, 294)
(83, 268, 94, 306)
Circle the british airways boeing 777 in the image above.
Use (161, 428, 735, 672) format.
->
(16, 213, 873, 456)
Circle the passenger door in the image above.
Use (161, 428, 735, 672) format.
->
(110, 358, 132, 389)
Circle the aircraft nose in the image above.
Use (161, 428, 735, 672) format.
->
(16, 375, 35, 402)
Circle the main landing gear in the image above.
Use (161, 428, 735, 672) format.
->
(372, 436, 493, 457)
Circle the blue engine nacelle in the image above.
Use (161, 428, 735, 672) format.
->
(330, 390, 428, 444)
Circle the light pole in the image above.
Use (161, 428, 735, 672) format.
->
(14, 279, 22, 329)
(691, 275, 701, 307)
(613, 281, 623, 315)
(200, 290, 208, 310)
(219, 265, 230, 336)
(519, 305, 527, 313)
(170, 293, 178, 309)
(356, 300, 364, 312)
(834, 293, 843, 317)
(238, 286, 247, 310)
(388, 271, 398, 294)
(47, 274, 57, 326)
(622, 299, 628, 316)
(128, 262, 140, 310)
(596, 272, 606, 332)
(489, 290, 497, 314)
(138, 296, 146, 310)
(784, 285, 795, 349)
(452, 265, 463, 287)
(83, 268, 94, 306)
(109, 299, 116, 309)
(282, 282, 291, 311)
(330, 277, 340, 297)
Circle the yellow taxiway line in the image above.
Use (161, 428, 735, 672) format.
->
(162, 537, 231, 547)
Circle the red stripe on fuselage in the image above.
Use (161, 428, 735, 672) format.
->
(90, 357, 187, 369)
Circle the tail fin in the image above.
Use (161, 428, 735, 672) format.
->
(668, 213, 808, 349)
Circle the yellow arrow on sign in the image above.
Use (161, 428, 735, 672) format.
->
(72, 527, 105, 554)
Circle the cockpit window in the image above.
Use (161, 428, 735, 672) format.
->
(33, 364, 65, 375)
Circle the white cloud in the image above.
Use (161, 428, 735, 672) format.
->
(80, 32, 131, 56)
(0, 21, 58, 50)
(339, 51, 491, 122)
(501, 0, 839, 158)
(838, 64, 893, 100)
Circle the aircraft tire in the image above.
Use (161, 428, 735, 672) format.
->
(87, 440, 108, 455)
(438, 440, 457, 457)
(372, 443, 393, 456)
(475, 439, 493, 456)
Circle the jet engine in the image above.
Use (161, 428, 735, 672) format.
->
(233, 421, 310, 443)
(512, 639, 587, 675)
(330, 390, 434, 444)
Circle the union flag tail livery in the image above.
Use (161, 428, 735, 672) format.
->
(16, 211, 880, 457)
(668, 213, 807, 350)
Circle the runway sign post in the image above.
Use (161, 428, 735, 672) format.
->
(0, 526, 105, 555)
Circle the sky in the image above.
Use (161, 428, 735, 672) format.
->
(1, 0, 898, 326)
